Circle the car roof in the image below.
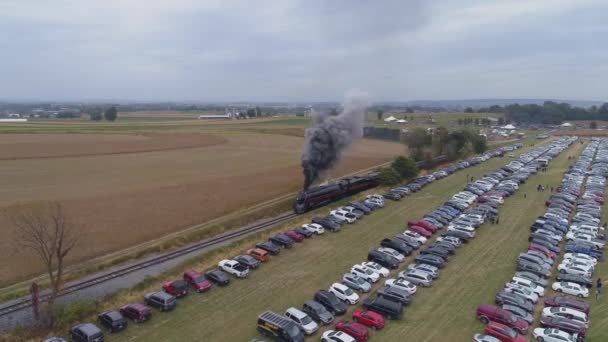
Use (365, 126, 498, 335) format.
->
(332, 283, 349, 291)
(75, 323, 101, 334)
(286, 307, 307, 318)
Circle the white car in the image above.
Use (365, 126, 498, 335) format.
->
(302, 223, 325, 235)
(217, 259, 249, 278)
(405, 263, 439, 278)
(447, 226, 476, 238)
(436, 236, 461, 247)
(321, 330, 355, 342)
(485, 196, 504, 204)
(361, 262, 389, 277)
(377, 247, 404, 262)
(285, 307, 318, 335)
(542, 306, 588, 327)
(532, 328, 577, 342)
(403, 230, 427, 244)
(447, 224, 475, 233)
(330, 210, 356, 224)
(566, 230, 597, 240)
(329, 283, 359, 305)
(552, 281, 589, 298)
(350, 264, 380, 283)
(508, 278, 545, 296)
(365, 198, 384, 208)
(385, 278, 417, 295)
(557, 263, 593, 277)
(563, 253, 597, 266)
(571, 235, 605, 249)
(366, 194, 385, 203)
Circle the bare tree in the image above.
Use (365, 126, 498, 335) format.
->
(8, 202, 78, 327)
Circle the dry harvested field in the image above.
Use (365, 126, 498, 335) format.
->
(0, 118, 404, 285)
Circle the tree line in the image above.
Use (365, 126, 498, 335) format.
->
(476, 101, 608, 124)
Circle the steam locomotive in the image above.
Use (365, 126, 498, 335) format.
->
(293, 174, 380, 214)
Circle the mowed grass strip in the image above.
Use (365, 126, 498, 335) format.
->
(583, 166, 608, 342)
(106, 142, 555, 342)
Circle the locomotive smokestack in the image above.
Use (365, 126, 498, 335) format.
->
(301, 91, 368, 190)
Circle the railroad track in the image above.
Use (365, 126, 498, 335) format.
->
(0, 211, 299, 317)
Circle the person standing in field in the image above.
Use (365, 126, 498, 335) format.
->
(596, 287, 601, 302)
(598, 278, 603, 294)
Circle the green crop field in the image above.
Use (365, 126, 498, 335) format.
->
(89, 138, 598, 342)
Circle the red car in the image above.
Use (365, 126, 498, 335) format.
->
(408, 220, 437, 231)
(162, 280, 188, 298)
(119, 303, 152, 323)
(182, 270, 212, 293)
(409, 225, 432, 238)
(476, 304, 528, 334)
(284, 230, 304, 242)
(484, 322, 525, 342)
(335, 320, 369, 342)
(544, 296, 590, 314)
(352, 310, 384, 330)
(528, 244, 557, 259)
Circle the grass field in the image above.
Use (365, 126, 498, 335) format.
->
(0, 118, 404, 286)
(63, 137, 574, 342)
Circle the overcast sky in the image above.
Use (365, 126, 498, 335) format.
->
(1, 0, 607, 102)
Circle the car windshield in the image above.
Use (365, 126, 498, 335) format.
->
(355, 277, 365, 284)
(364, 269, 373, 275)
(507, 328, 517, 338)
(300, 315, 313, 325)
(193, 276, 206, 283)
(344, 288, 354, 296)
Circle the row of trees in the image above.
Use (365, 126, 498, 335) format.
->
(476, 101, 608, 124)
(378, 156, 419, 186)
(406, 127, 487, 162)
(89, 106, 118, 121)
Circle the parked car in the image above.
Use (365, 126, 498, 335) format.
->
(399, 269, 433, 287)
(218, 259, 249, 278)
(351, 264, 380, 283)
(255, 241, 281, 255)
(342, 273, 372, 293)
(247, 248, 270, 262)
(360, 262, 390, 277)
(472, 334, 501, 342)
(532, 328, 578, 342)
(97, 311, 127, 333)
(352, 309, 385, 330)
(119, 303, 151, 323)
(284, 230, 304, 242)
(294, 227, 314, 238)
(335, 321, 369, 342)
(285, 307, 319, 335)
(143, 291, 176, 311)
(182, 270, 212, 292)
(302, 223, 326, 235)
(315, 290, 347, 315)
(204, 269, 230, 286)
(367, 250, 399, 269)
(539, 316, 587, 339)
(552, 281, 589, 298)
(162, 279, 188, 298)
(321, 330, 355, 342)
(476, 304, 529, 334)
(361, 297, 403, 320)
(541, 307, 588, 327)
(69, 323, 104, 342)
(377, 285, 411, 305)
(302, 300, 334, 325)
(256, 311, 305, 342)
(483, 322, 526, 342)
(269, 233, 294, 248)
(385, 278, 417, 295)
(234, 254, 260, 269)
(329, 283, 360, 305)
(544, 296, 590, 314)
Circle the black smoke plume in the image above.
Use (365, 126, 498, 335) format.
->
(301, 92, 368, 189)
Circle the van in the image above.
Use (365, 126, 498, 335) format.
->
(257, 311, 305, 342)
(362, 297, 403, 320)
